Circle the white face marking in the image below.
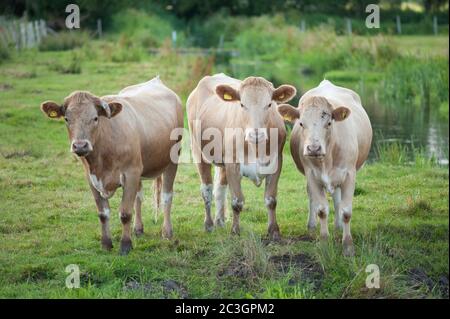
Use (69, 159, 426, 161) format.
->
(200, 184, 213, 205)
(136, 189, 144, 201)
(89, 174, 111, 199)
(162, 192, 173, 206)
(240, 155, 277, 187)
(102, 208, 110, 219)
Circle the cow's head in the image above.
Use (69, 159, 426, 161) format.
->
(40, 91, 122, 157)
(216, 77, 296, 144)
(277, 96, 350, 158)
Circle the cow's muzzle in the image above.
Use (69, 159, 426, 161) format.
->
(245, 128, 268, 145)
(304, 144, 325, 158)
(71, 139, 93, 157)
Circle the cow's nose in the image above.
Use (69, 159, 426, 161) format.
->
(72, 140, 90, 156)
(246, 129, 268, 144)
(307, 144, 322, 154)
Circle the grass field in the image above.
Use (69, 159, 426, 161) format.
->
(0, 41, 448, 298)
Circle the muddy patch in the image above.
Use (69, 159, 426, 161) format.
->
(0, 83, 13, 91)
(407, 268, 449, 298)
(124, 279, 188, 298)
(262, 234, 315, 246)
(269, 253, 324, 289)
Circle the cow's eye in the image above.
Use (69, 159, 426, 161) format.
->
(299, 122, 303, 127)
(240, 103, 244, 108)
(327, 121, 331, 126)
(94, 117, 98, 122)
(267, 103, 272, 108)
(64, 117, 69, 123)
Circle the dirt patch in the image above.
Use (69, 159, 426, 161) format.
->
(124, 279, 188, 298)
(262, 234, 315, 246)
(1, 150, 33, 159)
(269, 253, 324, 288)
(161, 279, 189, 298)
(408, 268, 449, 298)
(0, 83, 13, 91)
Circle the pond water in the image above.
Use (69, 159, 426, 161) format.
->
(220, 60, 449, 165)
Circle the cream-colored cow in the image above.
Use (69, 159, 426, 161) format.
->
(40, 77, 183, 255)
(278, 80, 372, 256)
(187, 73, 296, 239)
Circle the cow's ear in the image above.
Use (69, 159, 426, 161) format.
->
(332, 107, 351, 122)
(277, 104, 300, 123)
(96, 100, 123, 118)
(41, 101, 64, 119)
(216, 85, 240, 102)
(273, 85, 296, 103)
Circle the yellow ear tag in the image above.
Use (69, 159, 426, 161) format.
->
(49, 111, 58, 118)
(341, 111, 347, 120)
(283, 115, 292, 122)
(223, 93, 233, 100)
(278, 94, 285, 100)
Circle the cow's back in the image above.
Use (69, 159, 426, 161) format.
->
(102, 77, 183, 177)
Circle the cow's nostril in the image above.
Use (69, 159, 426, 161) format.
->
(307, 145, 321, 153)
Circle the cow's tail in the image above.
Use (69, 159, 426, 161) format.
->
(153, 176, 162, 223)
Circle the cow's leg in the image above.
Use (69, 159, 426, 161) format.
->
(89, 184, 113, 251)
(213, 166, 227, 227)
(332, 187, 343, 230)
(264, 155, 282, 241)
(133, 181, 144, 236)
(119, 171, 141, 255)
(161, 162, 177, 239)
(340, 170, 356, 256)
(197, 162, 214, 232)
(225, 163, 244, 236)
(307, 179, 329, 240)
(153, 176, 162, 224)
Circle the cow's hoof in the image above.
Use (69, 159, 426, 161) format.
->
(269, 231, 281, 242)
(231, 226, 240, 236)
(134, 227, 144, 237)
(101, 237, 113, 251)
(162, 227, 173, 240)
(307, 226, 316, 238)
(214, 218, 225, 228)
(119, 239, 133, 255)
(204, 221, 214, 233)
(343, 237, 355, 257)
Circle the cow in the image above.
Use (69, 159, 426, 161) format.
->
(277, 79, 372, 256)
(187, 73, 296, 240)
(40, 77, 183, 255)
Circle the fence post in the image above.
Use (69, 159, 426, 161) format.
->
(39, 20, 47, 37)
(26, 21, 35, 48)
(396, 15, 401, 34)
(300, 20, 306, 32)
(97, 19, 102, 38)
(171, 30, 177, 48)
(218, 34, 224, 52)
(34, 20, 41, 44)
(433, 16, 438, 35)
(346, 18, 352, 35)
(19, 22, 27, 49)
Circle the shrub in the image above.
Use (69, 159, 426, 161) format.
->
(39, 31, 89, 51)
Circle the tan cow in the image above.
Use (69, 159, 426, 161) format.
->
(187, 73, 296, 239)
(40, 77, 183, 255)
(277, 80, 372, 256)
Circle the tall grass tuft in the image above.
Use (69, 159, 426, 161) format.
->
(39, 31, 89, 51)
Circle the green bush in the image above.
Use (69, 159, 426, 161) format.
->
(39, 31, 89, 51)
(0, 42, 10, 62)
(111, 9, 184, 48)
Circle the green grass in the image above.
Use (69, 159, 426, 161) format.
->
(0, 43, 448, 299)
